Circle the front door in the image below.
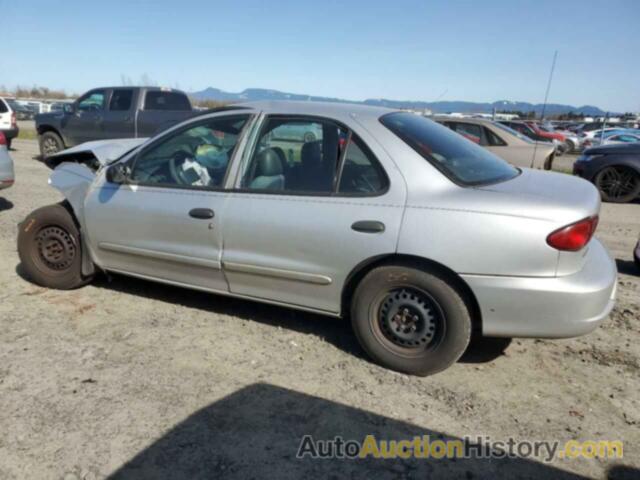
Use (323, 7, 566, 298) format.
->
(65, 89, 107, 145)
(83, 114, 252, 292)
(221, 115, 406, 313)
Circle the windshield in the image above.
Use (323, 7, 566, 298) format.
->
(494, 122, 535, 144)
(381, 113, 519, 185)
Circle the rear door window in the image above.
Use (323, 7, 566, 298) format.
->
(144, 91, 191, 111)
(0, 99, 8, 113)
(338, 136, 388, 194)
(109, 90, 133, 111)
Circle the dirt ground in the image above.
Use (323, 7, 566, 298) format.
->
(0, 139, 638, 479)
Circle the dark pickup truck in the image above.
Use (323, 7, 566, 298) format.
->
(35, 86, 194, 157)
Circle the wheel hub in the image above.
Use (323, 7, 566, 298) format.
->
(378, 288, 440, 348)
(35, 226, 76, 270)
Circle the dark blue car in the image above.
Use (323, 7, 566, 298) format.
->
(573, 143, 640, 203)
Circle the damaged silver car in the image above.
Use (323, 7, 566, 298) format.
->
(18, 101, 617, 376)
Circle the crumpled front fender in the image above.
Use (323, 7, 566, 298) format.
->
(49, 163, 97, 276)
(49, 162, 95, 224)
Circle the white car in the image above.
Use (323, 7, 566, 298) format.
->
(592, 133, 640, 147)
(0, 132, 15, 189)
(0, 97, 19, 150)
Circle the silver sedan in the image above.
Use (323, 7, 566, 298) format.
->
(17, 101, 617, 376)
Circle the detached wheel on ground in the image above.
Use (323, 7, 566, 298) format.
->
(39, 131, 64, 158)
(595, 166, 640, 203)
(18, 203, 92, 289)
(350, 265, 472, 376)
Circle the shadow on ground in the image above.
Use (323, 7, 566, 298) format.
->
(616, 259, 639, 276)
(105, 382, 618, 479)
(88, 272, 511, 366)
(0, 197, 13, 212)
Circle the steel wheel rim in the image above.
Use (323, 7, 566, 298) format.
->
(374, 287, 445, 354)
(598, 167, 639, 200)
(43, 138, 60, 155)
(35, 226, 76, 271)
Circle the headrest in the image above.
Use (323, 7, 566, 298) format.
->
(256, 148, 283, 176)
(301, 140, 322, 166)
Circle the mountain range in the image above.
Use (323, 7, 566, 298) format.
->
(189, 87, 608, 116)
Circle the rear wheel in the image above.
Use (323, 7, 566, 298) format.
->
(39, 131, 64, 158)
(595, 166, 640, 203)
(350, 265, 472, 376)
(18, 203, 92, 289)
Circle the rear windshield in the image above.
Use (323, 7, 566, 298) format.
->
(380, 113, 519, 185)
(144, 91, 191, 111)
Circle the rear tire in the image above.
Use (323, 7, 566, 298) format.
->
(6, 138, 11, 150)
(350, 265, 472, 376)
(18, 203, 92, 289)
(39, 131, 64, 158)
(595, 166, 640, 203)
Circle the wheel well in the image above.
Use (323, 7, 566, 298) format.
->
(37, 125, 63, 140)
(341, 254, 483, 334)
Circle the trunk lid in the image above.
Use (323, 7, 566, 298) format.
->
(477, 168, 602, 276)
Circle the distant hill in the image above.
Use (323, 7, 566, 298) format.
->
(189, 87, 609, 116)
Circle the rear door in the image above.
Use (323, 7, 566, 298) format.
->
(220, 115, 406, 314)
(101, 88, 137, 139)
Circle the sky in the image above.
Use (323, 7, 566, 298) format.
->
(2, 0, 639, 112)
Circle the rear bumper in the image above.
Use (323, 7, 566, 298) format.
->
(462, 239, 617, 338)
(1, 127, 19, 140)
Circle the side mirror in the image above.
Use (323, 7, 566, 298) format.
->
(106, 163, 130, 184)
(63, 103, 75, 114)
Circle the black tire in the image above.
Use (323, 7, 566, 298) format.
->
(351, 265, 472, 376)
(6, 138, 11, 150)
(634, 248, 640, 270)
(595, 166, 640, 203)
(39, 131, 64, 158)
(18, 203, 92, 289)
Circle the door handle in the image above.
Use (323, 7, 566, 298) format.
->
(189, 208, 215, 220)
(351, 220, 385, 233)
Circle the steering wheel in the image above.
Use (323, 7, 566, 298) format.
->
(169, 151, 194, 185)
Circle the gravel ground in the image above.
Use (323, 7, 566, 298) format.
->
(0, 139, 638, 479)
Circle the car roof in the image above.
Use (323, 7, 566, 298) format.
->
(227, 100, 397, 121)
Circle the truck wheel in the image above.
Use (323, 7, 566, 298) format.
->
(18, 203, 92, 290)
(351, 265, 472, 376)
(39, 131, 64, 158)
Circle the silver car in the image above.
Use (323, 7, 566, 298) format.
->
(0, 132, 15, 189)
(17, 101, 617, 376)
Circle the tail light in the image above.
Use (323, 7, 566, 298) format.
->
(547, 216, 599, 251)
(0, 132, 6, 146)
(10, 112, 16, 128)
